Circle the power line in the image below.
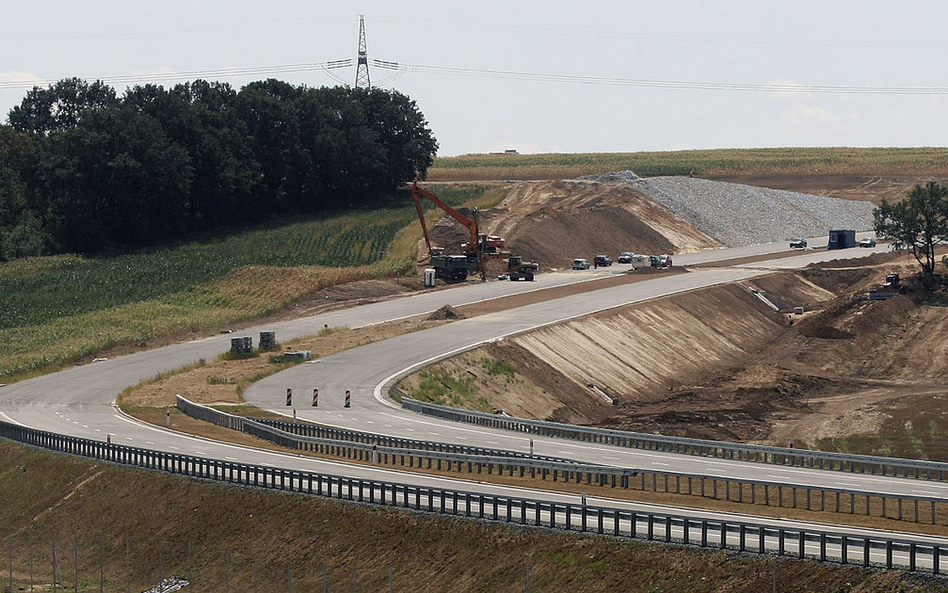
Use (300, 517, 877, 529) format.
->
(374, 60, 948, 95)
(3, 56, 948, 96)
(0, 60, 354, 91)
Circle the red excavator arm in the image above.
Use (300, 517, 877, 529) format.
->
(411, 182, 479, 255)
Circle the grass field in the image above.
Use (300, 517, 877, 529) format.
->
(428, 147, 948, 180)
(0, 439, 935, 592)
(0, 184, 508, 382)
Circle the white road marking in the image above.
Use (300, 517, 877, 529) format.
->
(0, 412, 27, 427)
(430, 432, 440, 436)
(651, 462, 670, 466)
(146, 441, 154, 445)
(195, 451, 207, 455)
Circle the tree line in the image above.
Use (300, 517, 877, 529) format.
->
(0, 78, 438, 258)
(874, 181, 948, 291)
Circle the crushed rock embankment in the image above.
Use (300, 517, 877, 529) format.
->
(581, 171, 876, 247)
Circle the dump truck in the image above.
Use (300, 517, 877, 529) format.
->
(430, 254, 470, 281)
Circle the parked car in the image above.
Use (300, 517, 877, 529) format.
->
(594, 255, 613, 267)
(859, 237, 877, 248)
(572, 258, 590, 270)
(617, 251, 634, 264)
(789, 238, 807, 249)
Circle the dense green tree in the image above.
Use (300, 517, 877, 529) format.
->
(8, 78, 117, 135)
(874, 181, 948, 290)
(3, 77, 438, 257)
(0, 126, 46, 259)
(40, 107, 192, 252)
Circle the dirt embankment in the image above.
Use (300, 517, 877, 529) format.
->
(399, 273, 834, 434)
(423, 180, 721, 271)
(400, 254, 948, 453)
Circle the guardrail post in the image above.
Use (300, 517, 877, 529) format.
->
(841, 535, 847, 565)
(935, 545, 941, 575)
(886, 540, 893, 568)
(863, 538, 870, 567)
(701, 520, 707, 547)
(909, 542, 916, 572)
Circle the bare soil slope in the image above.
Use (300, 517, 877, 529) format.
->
(423, 180, 722, 270)
(399, 254, 948, 455)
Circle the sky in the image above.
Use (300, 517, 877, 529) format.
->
(3, 1, 948, 156)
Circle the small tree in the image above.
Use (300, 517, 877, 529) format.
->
(873, 181, 948, 290)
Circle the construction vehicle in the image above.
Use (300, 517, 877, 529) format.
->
(868, 273, 901, 300)
(506, 254, 539, 281)
(430, 254, 470, 281)
(412, 182, 521, 282)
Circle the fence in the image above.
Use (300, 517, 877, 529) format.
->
(176, 397, 948, 527)
(0, 417, 944, 575)
(402, 398, 948, 481)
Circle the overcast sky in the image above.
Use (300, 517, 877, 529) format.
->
(3, 1, 947, 156)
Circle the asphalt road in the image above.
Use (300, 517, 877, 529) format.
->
(3, 239, 929, 545)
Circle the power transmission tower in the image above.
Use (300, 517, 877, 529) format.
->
(355, 15, 371, 89)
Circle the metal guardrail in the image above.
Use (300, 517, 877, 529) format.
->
(176, 396, 948, 527)
(402, 398, 948, 482)
(249, 415, 573, 464)
(0, 418, 944, 574)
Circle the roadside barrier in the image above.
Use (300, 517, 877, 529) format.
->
(0, 417, 943, 574)
(176, 396, 948, 527)
(402, 398, 948, 482)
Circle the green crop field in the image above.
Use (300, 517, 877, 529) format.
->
(0, 184, 508, 382)
(429, 147, 948, 180)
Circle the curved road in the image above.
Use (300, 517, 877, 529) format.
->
(3, 239, 932, 546)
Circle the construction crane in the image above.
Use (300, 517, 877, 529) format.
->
(411, 182, 505, 281)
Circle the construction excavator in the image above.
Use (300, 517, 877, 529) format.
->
(411, 182, 534, 282)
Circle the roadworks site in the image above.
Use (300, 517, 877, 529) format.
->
(15, 172, 948, 592)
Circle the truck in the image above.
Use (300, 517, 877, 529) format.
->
(429, 254, 470, 281)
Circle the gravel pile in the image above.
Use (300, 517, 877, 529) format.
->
(581, 171, 876, 247)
